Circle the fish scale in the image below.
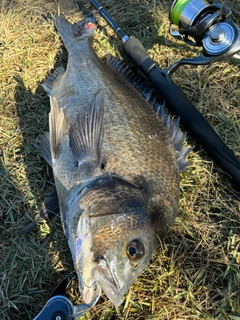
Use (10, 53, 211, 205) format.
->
(49, 44, 176, 190)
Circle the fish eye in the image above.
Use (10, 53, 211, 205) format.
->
(127, 239, 145, 261)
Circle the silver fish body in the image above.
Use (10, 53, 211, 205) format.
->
(37, 14, 189, 307)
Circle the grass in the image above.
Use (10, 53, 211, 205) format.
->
(0, 0, 240, 319)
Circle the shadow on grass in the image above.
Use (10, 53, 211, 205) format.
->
(0, 45, 76, 319)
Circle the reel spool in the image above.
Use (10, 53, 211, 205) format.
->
(169, 0, 240, 59)
(171, 0, 213, 30)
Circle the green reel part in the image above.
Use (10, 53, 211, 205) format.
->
(171, 0, 191, 26)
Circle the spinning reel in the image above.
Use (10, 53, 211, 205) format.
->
(168, 0, 240, 75)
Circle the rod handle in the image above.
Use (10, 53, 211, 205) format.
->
(123, 37, 157, 73)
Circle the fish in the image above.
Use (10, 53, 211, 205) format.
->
(35, 13, 190, 307)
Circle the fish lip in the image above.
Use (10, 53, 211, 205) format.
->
(82, 284, 96, 305)
(77, 271, 97, 305)
(77, 272, 102, 306)
(78, 260, 123, 306)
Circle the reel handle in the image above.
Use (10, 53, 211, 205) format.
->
(169, 0, 240, 62)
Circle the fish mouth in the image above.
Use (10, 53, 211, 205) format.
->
(92, 259, 124, 307)
(76, 272, 102, 308)
(80, 259, 123, 307)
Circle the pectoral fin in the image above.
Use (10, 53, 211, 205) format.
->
(69, 90, 104, 166)
(49, 96, 65, 159)
(18, 190, 59, 235)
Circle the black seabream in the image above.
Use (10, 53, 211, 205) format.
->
(35, 14, 190, 307)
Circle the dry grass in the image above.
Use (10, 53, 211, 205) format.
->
(0, 0, 240, 319)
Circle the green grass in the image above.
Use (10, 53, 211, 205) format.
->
(1, 0, 240, 319)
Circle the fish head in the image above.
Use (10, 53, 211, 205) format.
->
(91, 221, 158, 307)
(70, 174, 160, 307)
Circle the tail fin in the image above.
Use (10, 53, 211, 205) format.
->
(54, 14, 97, 49)
(54, 15, 79, 49)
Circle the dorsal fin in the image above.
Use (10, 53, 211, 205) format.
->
(69, 90, 104, 165)
(49, 95, 65, 159)
(105, 54, 192, 171)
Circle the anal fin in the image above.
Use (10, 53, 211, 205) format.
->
(69, 91, 104, 166)
(33, 131, 52, 167)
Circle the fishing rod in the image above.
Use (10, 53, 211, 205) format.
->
(90, 0, 240, 190)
